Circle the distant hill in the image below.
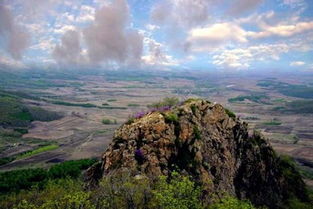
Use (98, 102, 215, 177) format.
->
(0, 89, 62, 129)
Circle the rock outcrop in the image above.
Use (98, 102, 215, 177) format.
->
(85, 99, 309, 208)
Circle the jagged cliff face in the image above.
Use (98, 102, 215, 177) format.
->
(86, 99, 308, 208)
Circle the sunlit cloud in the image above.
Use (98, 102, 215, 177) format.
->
(0, 0, 312, 70)
(290, 61, 305, 66)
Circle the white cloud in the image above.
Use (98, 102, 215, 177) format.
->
(30, 38, 55, 51)
(142, 38, 179, 67)
(282, 0, 305, 8)
(236, 10, 276, 25)
(290, 61, 305, 66)
(83, 0, 143, 66)
(151, 0, 213, 29)
(52, 0, 143, 68)
(248, 21, 313, 38)
(0, 5, 30, 60)
(186, 23, 248, 52)
(26, 23, 46, 34)
(184, 16, 313, 54)
(54, 25, 76, 34)
(145, 24, 160, 31)
(212, 43, 290, 69)
(0, 53, 27, 68)
(52, 30, 85, 65)
(76, 5, 95, 23)
(142, 54, 179, 67)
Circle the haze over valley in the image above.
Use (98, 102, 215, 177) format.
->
(0, 0, 313, 208)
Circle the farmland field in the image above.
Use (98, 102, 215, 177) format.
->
(0, 69, 313, 187)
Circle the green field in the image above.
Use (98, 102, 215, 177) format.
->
(272, 100, 313, 114)
(228, 94, 270, 104)
(262, 121, 282, 126)
(52, 100, 127, 109)
(16, 144, 59, 160)
(0, 133, 58, 166)
(257, 80, 313, 99)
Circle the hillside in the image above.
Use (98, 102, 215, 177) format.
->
(0, 89, 62, 129)
(86, 99, 311, 208)
(0, 98, 312, 209)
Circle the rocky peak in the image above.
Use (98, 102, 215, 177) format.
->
(85, 99, 309, 208)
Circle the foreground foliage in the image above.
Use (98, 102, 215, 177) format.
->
(0, 159, 97, 194)
(0, 159, 311, 209)
(0, 167, 259, 209)
(0, 165, 311, 209)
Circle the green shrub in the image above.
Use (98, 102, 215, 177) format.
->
(102, 118, 117, 125)
(14, 128, 28, 134)
(126, 117, 135, 125)
(95, 172, 152, 209)
(193, 126, 201, 140)
(163, 97, 180, 107)
(152, 171, 203, 209)
(225, 108, 236, 119)
(286, 197, 313, 209)
(48, 159, 97, 179)
(164, 112, 179, 123)
(278, 155, 310, 202)
(299, 166, 313, 180)
(0, 156, 16, 166)
(184, 98, 203, 104)
(148, 97, 179, 109)
(0, 168, 48, 194)
(0, 168, 311, 209)
(191, 104, 197, 115)
(209, 196, 255, 209)
(1, 178, 89, 209)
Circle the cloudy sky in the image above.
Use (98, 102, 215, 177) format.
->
(0, 0, 312, 71)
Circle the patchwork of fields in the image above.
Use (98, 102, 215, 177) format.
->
(0, 69, 312, 186)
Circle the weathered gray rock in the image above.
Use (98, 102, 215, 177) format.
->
(85, 99, 309, 208)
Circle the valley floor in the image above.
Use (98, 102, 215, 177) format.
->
(0, 69, 312, 185)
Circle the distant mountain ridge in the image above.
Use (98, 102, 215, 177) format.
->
(85, 99, 310, 208)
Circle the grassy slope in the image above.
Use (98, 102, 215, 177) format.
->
(0, 90, 62, 128)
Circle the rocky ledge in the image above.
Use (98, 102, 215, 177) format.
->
(85, 99, 309, 208)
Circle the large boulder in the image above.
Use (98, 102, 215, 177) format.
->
(85, 99, 309, 208)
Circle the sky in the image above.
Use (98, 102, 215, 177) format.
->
(0, 0, 313, 71)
